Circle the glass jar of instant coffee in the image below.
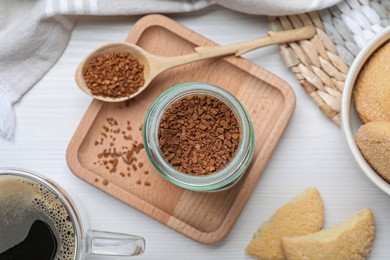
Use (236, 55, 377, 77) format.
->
(143, 82, 254, 192)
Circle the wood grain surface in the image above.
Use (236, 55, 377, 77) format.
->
(66, 14, 295, 244)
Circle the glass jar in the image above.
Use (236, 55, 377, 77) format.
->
(143, 82, 254, 192)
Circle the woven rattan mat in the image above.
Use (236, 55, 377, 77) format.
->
(270, 0, 389, 125)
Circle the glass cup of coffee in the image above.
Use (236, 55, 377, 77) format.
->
(0, 168, 145, 259)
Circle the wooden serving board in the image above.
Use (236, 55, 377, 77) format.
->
(67, 14, 295, 244)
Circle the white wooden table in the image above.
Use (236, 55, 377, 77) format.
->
(1, 6, 389, 259)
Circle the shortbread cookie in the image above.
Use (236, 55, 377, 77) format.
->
(356, 121, 390, 182)
(354, 41, 390, 123)
(246, 188, 324, 260)
(281, 208, 375, 260)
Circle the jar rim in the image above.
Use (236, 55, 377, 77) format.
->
(143, 82, 255, 191)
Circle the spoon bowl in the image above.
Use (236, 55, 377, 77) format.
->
(75, 26, 316, 102)
(75, 42, 154, 102)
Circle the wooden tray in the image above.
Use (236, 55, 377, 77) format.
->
(67, 14, 295, 244)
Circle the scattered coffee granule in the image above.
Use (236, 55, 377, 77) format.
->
(83, 52, 145, 98)
(107, 158, 119, 173)
(124, 134, 132, 140)
(145, 181, 151, 187)
(103, 179, 109, 186)
(106, 117, 118, 127)
(159, 94, 240, 176)
(93, 117, 146, 181)
(94, 178, 99, 182)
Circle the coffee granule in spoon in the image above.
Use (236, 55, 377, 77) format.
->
(83, 52, 145, 98)
(159, 94, 240, 176)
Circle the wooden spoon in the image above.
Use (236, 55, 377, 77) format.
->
(75, 26, 315, 102)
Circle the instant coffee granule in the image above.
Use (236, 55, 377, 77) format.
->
(159, 94, 240, 176)
(93, 116, 149, 187)
(83, 52, 145, 98)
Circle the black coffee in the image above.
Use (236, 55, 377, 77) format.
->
(0, 176, 76, 260)
(1, 220, 57, 259)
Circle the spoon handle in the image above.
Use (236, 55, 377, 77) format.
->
(157, 26, 315, 71)
(195, 26, 316, 56)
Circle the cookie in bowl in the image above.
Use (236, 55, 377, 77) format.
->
(341, 26, 390, 195)
(356, 121, 390, 183)
(353, 41, 390, 123)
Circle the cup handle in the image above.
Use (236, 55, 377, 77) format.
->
(87, 230, 145, 257)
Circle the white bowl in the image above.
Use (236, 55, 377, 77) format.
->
(341, 26, 390, 195)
